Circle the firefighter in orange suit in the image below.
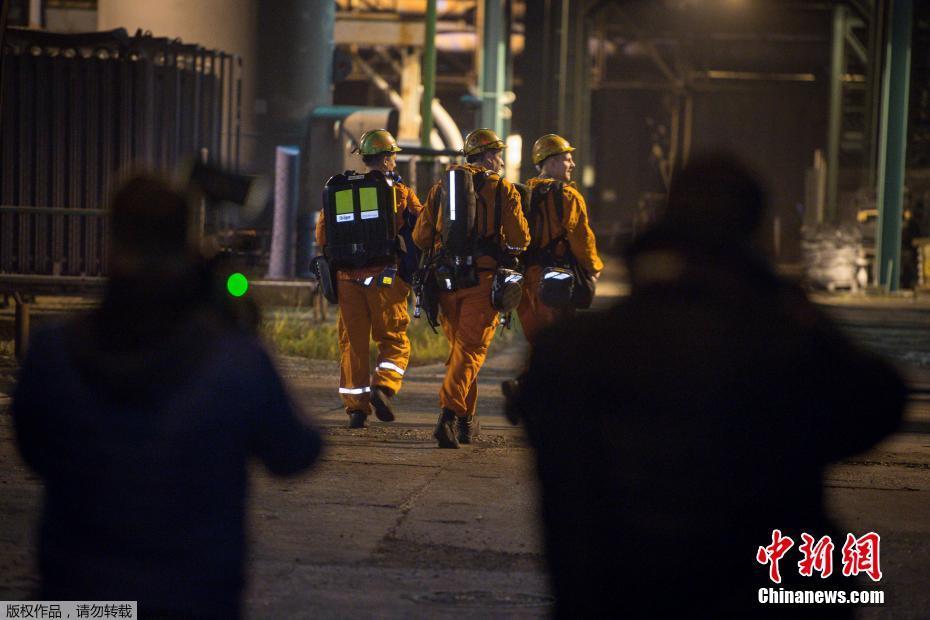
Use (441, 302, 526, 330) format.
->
(516, 134, 603, 344)
(413, 128, 530, 448)
(316, 129, 423, 429)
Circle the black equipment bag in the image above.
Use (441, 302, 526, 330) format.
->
(491, 268, 524, 312)
(422, 268, 440, 329)
(397, 205, 421, 284)
(571, 261, 597, 309)
(538, 266, 574, 308)
(323, 170, 398, 269)
(412, 251, 441, 332)
(310, 255, 338, 304)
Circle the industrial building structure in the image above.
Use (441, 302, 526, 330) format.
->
(2, 0, 929, 290)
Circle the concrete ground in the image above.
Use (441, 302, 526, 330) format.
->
(1, 268, 929, 618)
(243, 347, 548, 619)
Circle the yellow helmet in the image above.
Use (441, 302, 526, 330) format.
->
(357, 129, 402, 156)
(463, 128, 506, 157)
(532, 133, 575, 165)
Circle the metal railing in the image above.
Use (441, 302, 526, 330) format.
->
(0, 27, 241, 277)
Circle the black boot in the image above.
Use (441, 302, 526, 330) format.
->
(370, 386, 396, 422)
(347, 410, 368, 429)
(433, 408, 460, 449)
(456, 414, 480, 444)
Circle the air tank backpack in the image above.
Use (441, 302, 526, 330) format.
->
(433, 166, 485, 291)
(412, 168, 479, 324)
(322, 170, 399, 269)
(436, 166, 520, 301)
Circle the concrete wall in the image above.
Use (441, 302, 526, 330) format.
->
(45, 7, 97, 33)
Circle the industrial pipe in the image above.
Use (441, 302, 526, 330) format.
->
(421, 0, 437, 148)
(875, 0, 913, 291)
(0, 0, 10, 115)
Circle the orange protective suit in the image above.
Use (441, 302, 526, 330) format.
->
(413, 164, 530, 417)
(317, 181, 423, 414)
(516, 178, 603, 344)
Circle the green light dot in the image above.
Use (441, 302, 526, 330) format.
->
(227, 272, 249, 297)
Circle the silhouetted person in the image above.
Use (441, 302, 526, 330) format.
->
(11, 175, 322, 619)
(510, 154, 906, 617)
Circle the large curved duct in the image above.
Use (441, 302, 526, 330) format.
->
(431, 99, 464, 151)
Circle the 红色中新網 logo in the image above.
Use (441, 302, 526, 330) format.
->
(756, 529, 882, 583)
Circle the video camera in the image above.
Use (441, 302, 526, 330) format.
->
(174, 157, 272, 330)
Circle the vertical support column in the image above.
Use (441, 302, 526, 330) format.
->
(268, 146, 300, 279)
(826, 4, 848, 223)
(502, 0, 515, 140)
(556, 0, 570, 134)
(28, 0, 41, 27)
(398, 48, 422, 141)
(682, 92, 694, 168)
(255, 0, 334, 169)
(865, 0, 888, 189)
(420, 0, 437, 148)
(570, 5, 591, 172)
(876, 0, 913, 291)
(512, 0, 555, 180)
(0, 0, 11, 114)
(479, 0, 506, 136)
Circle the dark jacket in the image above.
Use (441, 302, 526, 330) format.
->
(12, 284, 322, 619)
(514, 223, 906, 617)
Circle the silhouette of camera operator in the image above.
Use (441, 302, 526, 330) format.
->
(12, 174, 322, 619)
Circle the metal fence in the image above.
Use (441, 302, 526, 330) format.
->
(0, 27, 241, 277)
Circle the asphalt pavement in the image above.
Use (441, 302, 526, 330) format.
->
(1, 263, 929, 618)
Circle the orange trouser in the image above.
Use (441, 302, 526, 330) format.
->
(438, 271, 500, 417)
(336, 275, 411, 414)
(516, 265, 576, 345)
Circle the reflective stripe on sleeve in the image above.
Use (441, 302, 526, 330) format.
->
(377, 361, 406, 376)
(339, 386, 372, 395)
